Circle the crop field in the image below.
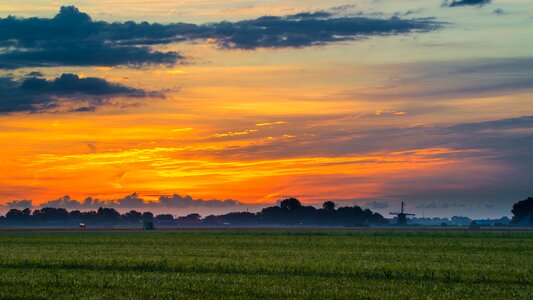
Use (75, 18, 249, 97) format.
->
(0, 230, 531, 299)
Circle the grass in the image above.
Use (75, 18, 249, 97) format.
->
(0, 229, 531, 299)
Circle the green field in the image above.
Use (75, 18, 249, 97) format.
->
(0, 230, 531, 299)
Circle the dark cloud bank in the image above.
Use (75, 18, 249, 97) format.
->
(6, 193, 241, 210)
(0, 6, 442, 114)
(0, 6, 442, 69)
(444, 0, 492, 7)
(0, 73, 152, 113)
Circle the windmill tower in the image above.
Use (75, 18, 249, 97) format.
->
(390, 202, 415, 225)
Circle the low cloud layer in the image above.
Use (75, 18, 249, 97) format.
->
(159, 194, 241, 208)
(6, 199, 33, 208)
(8, 193, 242, 210)
(0, 73, 151, 113)
(0, 6, 442, 69)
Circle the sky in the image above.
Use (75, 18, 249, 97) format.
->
(0, 0, 532, 218)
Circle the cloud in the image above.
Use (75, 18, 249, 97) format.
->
(114, 193, 148, 208)
(80, 197, 106, 209)
(36, 193, 242, 209)
(448, 115, 533, 132)
(37, 195, 154, 210)
(158, 194, 241, 208)
(0, 6, 181, 69)
(348, 57, 533, 101)
(6, 199, 33, 208)
(444, 0, 492, 7)
(38, 195, 88, 209)
(201, 12, 442, 50)
(0, 6, 442, 69)
(214, 129, 259, 138)
(0, 44, 180, 70)
(0, 73, 153, 114)
(25, 71, 43, 77)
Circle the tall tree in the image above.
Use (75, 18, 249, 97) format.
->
(511, 197, 533, 226)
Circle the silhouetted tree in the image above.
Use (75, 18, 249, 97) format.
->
(69, 210, 83, 221)
(79, 210, 98, 223)
(258, 206, 285, 224)
(203, 214, 223, 225)
(155, 214, 174, 221)
(511, 197, 533, 226)
(5, 208, 32, 223)
(222, 212, 258, 225)
(323, 201, 336, 211)
(124, 210, 143, 224)
(142, 212, 154, 222)
(280, 198, 302, 211)
(33, 207, 69, 223)
(186, 213, 201, 220)
(97, 207, 120, 225)
(177, 213, 202, 225)
(261, 198, 310, 225)
(1, 197, 390, 227)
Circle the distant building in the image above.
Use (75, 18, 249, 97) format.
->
(390, 202, 415, 225)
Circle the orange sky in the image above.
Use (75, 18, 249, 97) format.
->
(1, 1, 532, 217)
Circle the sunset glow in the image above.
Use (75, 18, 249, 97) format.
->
(1, 0, 532, 217)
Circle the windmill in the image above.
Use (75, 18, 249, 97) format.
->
(390, 202, 415, 225)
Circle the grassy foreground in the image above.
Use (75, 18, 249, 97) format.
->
(0, 230, 531, 299)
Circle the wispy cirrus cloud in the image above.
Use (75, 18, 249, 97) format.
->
(341, 57, 533, 102)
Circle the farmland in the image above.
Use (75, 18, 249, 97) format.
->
(0, 230, 531, 299)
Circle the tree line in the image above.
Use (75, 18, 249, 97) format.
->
(0, 198, 388, 227)
(1, 196, 531, 227)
